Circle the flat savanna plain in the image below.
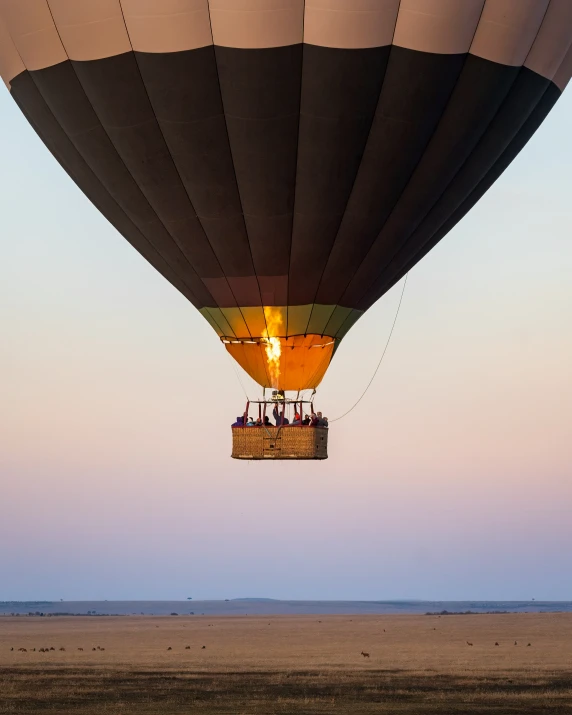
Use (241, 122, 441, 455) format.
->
(1, 614, 571, 714)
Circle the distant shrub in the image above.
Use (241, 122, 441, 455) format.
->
(425, 610, 510, 616)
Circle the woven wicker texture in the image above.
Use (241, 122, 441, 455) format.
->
(232, 426, 328, 460)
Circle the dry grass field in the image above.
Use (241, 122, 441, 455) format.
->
(1, 613, 571, 713)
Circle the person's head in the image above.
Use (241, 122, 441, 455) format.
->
(317, 411, 322, 418)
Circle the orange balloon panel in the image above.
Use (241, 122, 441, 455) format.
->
(225, 335, 336, 391)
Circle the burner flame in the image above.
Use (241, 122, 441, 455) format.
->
(261, 307, 283, 388)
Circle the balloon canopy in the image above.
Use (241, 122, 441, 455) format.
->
(1, 1, 571, 390)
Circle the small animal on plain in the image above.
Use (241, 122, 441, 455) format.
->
(360, 651, 370, 658)
(527, 643, 532, 647)
(167, 647, 172, 651)
(466, 641, 473, 646)
(185, 646, 190, 649)
(59, 647, 65, 651)
(49, 647, 55, 651)
(92, 647, 97, 651)
(514, 641, 518, 646)
(202, 645, 206, 649)
(18, 648, 27, 652)
(77, 648, 84, 651)
(10, 647, 13, 651)
(495, 642, 499, 646)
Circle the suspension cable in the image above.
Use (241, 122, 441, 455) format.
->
(329, 273, 409, 423)
(227, 352, 250, 400)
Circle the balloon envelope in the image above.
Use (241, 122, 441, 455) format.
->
(1, 1, 571, 390)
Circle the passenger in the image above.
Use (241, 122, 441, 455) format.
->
(231, 416, 244, 427)
(255, 417, 263, 427)
(302, 414, 310, 426)
(263, 415, 272, 427)
(246, 416, 255, 426)
(273, 405, 289, 426)
(316, 411, 326, 427)
(291, 411, 301, 426)
(322, 416, 329, 428)
(310, 412, 319, 427)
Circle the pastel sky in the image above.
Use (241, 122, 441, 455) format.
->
(1, 81, 571, 603)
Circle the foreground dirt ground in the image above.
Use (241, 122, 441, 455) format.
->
(1, 613, 571, 713)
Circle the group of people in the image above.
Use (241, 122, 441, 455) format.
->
(231, 408, 328, 428)
(286, 409, 329, 428)
(231, 415, 273, 428)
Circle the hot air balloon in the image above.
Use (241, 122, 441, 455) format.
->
(1, 1, 571, 458)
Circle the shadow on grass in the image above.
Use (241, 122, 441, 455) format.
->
(1, 667, 571, 714)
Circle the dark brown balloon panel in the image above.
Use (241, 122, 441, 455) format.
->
(2, 1, 570, 389)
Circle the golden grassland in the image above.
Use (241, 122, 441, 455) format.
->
(1, 613, 571, 713)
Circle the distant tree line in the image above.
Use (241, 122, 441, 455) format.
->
(425, 610, 511, 616)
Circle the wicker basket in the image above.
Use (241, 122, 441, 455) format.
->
(232, 426, 328, 460)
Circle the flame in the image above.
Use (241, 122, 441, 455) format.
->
(261, 307, 283, 388)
